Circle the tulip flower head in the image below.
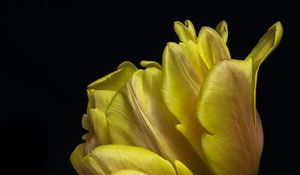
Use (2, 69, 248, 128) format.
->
(71, 20, 283, 175)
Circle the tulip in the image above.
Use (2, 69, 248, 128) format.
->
(70, 19, 283, 175)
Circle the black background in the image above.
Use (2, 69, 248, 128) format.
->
(1, 1, 298, 175)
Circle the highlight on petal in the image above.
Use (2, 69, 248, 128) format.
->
(198, 26, 231, 69)
(197, 59, 263, 175)
(81, 144, 177, 175)
(216, 20, 228, 43)
(174, 20, 197, 43)
(106, 66, 205, 174)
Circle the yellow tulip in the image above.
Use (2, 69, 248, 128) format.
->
(70, 20, 283, 175)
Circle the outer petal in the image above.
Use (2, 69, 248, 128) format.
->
(70, 144, 92, 175)
(197, 26, 231, 69)
(197, 59, 263, 175)
(106, 66, 205, 174)
(246, 22, 283, 122)
(215, 20, 228, 43)
(81, 145, 177, 175)
(174, 20, 197, 43)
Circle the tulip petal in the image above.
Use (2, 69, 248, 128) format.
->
(175, 160, 193, 175)
(111, 169, 148, 175)
(246, 22, 283, 123)
(81, 145, 177, 175)
(246, 22, 283, 71)
(216, 20, 228, 43)
(140, 60, 162, 69)
(88, 89, 116, 112)
(83, 90, 115, 151)
(197, 59, 263, 175)
(161, 42, 210, 174)
(174, 20, 197, 43)
(106, 66, 205, 174)
(88, 61, 137, 90)
(198, 26, 231, 69)
(86, 109, 110, 145)
(179, 41, 208, 81)
(70, 144, 92, 175)
(162, 42, 201, 121)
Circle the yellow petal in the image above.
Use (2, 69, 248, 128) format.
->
(88, 89, 116, 111)
(179, 40, 208, 81)
(87, 61, 137, 90)
(175, 160, 193, 175)
(246, 22, 283, 71)
(140, 60, 162, 69)
(215, 20, 228, 43)
(197, 26, 231, 69)
(246, 22, 283, 123)
(197, 59, 263, 175)
(161, 42, 210, 174)
(106, 66, 204, 174)
(162, 42, 201, 122)
(70, 144, 91, 175)
(174, 20, 197, 43)
(81, 145, 177, 175)
(111, 169, 148, 175)
(87, 108, 110, 145)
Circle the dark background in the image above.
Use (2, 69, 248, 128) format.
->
(1, 1, 298, 175)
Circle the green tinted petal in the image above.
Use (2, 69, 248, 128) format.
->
(111, 169, 148, 175)
(174, 20, 197, 43)
(198, 26, 231, 69)
(197, 59, 263, 175)
(70, 144, 91, 175)
(106, 67, 203, 174)
(216, 20, 228, 43)
(82, 145, 177, 175)
(88, 61, 137, 90)
(175, 160, 193, 175)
